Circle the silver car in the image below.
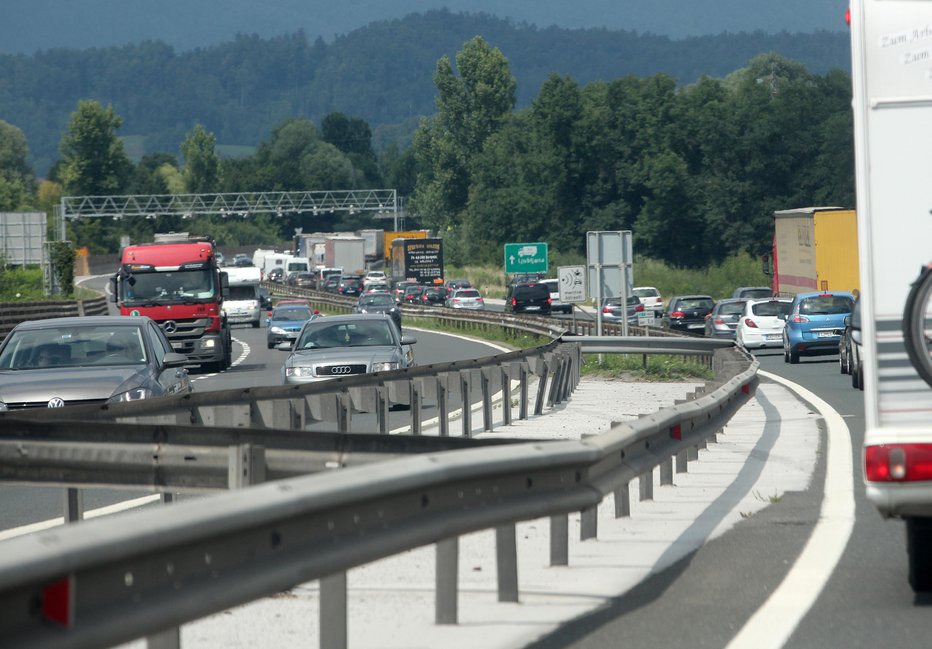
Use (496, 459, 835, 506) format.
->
(281, 314, 416, 384)
(445, 288, 485, 310)
(0, 316, 192, 411)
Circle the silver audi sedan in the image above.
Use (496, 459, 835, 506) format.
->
(280, 313, 416, 384)
(0, 315, 192, 411)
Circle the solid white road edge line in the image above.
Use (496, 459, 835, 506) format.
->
(725, 369, 855, 649)
(0, 494, 161, 542)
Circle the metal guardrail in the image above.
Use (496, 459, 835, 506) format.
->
(0, 297, 108, 340)
(0, 343, 756, 649)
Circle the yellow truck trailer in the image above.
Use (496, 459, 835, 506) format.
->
(771, 207, 859, 297)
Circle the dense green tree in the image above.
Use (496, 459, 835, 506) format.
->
(0, 120, 34, 185)
(58, 100, 131, 196)
(321, 113, 374, 157)
(414, 37, 517, 234)
(127, 153, 178, 195)
(180, 124, 221, 193)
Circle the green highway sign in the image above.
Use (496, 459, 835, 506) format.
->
(504, 242, 548, 274)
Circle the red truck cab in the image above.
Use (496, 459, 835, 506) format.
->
(111, 235, 231, 372)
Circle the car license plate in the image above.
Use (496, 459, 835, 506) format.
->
(765, 334, 781, 341)
(688, 323, 704, 329)
(817, 330, 835, 338)
(171, 342, 183, 350)
(526, 306, 540, 311)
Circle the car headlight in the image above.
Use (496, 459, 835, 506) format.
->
(359, 308, 369, 314)
(108, 387, 153, 403)
(285, 366, 316, 377)
(270, 326, 286, 334)
(0, 400, 7, 412)
(371, 361, 400, 372)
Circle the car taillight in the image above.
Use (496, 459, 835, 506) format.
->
(602, 306, 612, 313)
(865, 444, 932, 482)
(671, 311, 685, 318)
(714, 318, 727, 325)
(744, 318, 758, 328)
(511, 297, 517, 306)
(547, 297, 552, 304)
(635, 305, 643, 312)
(477, 297, 484, 302)
(791, 315, 809, 323)
(452, 298, 460, 303)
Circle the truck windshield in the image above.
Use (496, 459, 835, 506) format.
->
(122, 269, 215, 304)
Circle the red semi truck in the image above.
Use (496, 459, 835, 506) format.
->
(111, 234, 231, 372)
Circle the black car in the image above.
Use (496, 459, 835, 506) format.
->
(505, 282, 552, 315)
(337, 276, 364, 297)
(420, 286, 447, 306)
(266, 267, 284, 283)
(322, 274, 341, 292)
(287, 272, 317, 288)
(662, 295, 715, 334)
(353, 293, 402, 330)
(403, 285, 425, 304)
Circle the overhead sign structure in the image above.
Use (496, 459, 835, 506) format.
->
(557, 265, 586, 303)
(504, 242, 548, 274)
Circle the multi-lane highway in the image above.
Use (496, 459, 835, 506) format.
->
(3, 279, 930, 647)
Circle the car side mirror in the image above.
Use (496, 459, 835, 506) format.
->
(844, 315, 851, 326)
(276, 341, 294, 351)
(162, 352, 189, 368)
(400, 335, 417, 345)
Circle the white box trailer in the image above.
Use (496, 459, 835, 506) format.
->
(222, 266, 262, 327)
(851, 0, 932, 591)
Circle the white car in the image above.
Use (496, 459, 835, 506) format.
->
(632, 286, 663, 315)
(363, 271, 388, 286)
(539, 279, 572, 314)
(735, 297, 793, 349)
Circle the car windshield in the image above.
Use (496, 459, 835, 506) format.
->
(228, 285, 257, 300)
(121, 268, 215, 304)
(455, 289, 480, 298)
(799, 295, 853, 315)
(273, 307, 312, 321)
(740, 288, 772, 299)
(296, 321, 396, 349)
(360, 295, 394, 307)
(676, 298, 714, 310)
(633, 288, 659, 298)
(752, 301, 792, 317)
(717, 302, 746, 316)
(0, 325, 147, 370)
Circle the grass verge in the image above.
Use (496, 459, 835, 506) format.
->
(580, 352, 714, 382)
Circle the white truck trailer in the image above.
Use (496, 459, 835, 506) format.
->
(851, 0, 932, 591)
(221, 266, 262, 328)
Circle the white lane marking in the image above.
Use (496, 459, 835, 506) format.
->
(726, 370, 855, 649)
(191, 336, 249, 381)
(0, 494, 161, 541)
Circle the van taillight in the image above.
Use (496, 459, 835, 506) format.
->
(865, 444, 932, 482)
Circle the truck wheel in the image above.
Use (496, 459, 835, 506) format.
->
(907, 518, 932, 592)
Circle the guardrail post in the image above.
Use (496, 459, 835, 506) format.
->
(501, 365, 512, 426)
(550, 514, 569, 566)
(660, 457, 674, 485)
(495, 525, 519, 602)
(518, 364, 529, 420)
(676, 449, 689, 473)
(534, 358, 549, 416)
(437, 376, 449, 437)
(614, 482, 631, 518)
(376, 385, 389, 434)
(64, 487, 83, 522)
(320, 572, 348, 649)
(410, 379, 422, 436)
(460, 371, 471, 437)
(639, 471, 654, 501)
(547, 356, 563, 407)
(580, 505, 598, 540)
(481, 368, 493, 432)
(436, 537, 459, 624)
(337, 391, 352, 434)
(228, 444, 266, 489)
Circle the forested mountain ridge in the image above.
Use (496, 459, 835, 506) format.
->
(0, 0, 847, 55)
(0, 10, 851, 174)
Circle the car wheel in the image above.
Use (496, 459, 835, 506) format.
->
(840, 349, 848, 374)
(856, 360, 865, 391)
(268, 342, 275, 349)
(783, 342, 790, 363)
(789, 348, 800, 364)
